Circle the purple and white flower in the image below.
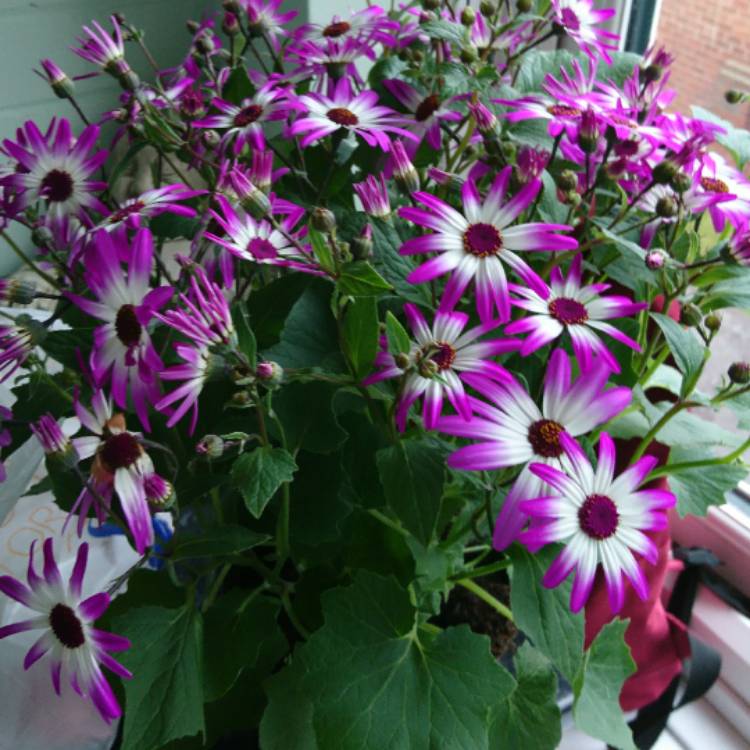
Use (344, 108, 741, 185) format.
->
(506, 253, 645, 372)
(66, 229, 173, 429)
(0, 538, 131, 723)
(398, 167, 578, 323)
(520, 432, 676, 612)
(363, 304, 519, 431)
(72, 15, 130, 76)
(289, 78, 417, 151)
(551, 0, 619, 64)
(438, 349, 630, 548)
(244, 0, 298, 49)
(100, 184, 202, 231)
(1, 118, 107, 220)
(354, 174, 391, 217)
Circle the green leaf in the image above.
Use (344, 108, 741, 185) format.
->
(150, 212, 200, 240)
(693, 105, 750, 168)
(490, 643, 562, 750)
(247, 274, 311, 349)
(650, 312, 706, 393)
(41, 329, 95, 370)
(260, 572, 516, 750)
(232, 303, 257, 367)
(169, 524, 270, 560)
(232, 446, 298, 518)
(599, 51, 642, 88)
(203, 593, 286, 701)
(664, 447, 748, 517)
(0, 436, 44, 524)
(514, 50, 574, 93)
(376, 438, 446, 545)
(222, 65, 255, 104)
(115, 606, 205, 750)
(308, 227, 335, 273)
(342, 296, 379, 378)
(368, 56, 408, 89)
(573, 620, 636, 750)
(509, 545, 584, 683)
(419, 19, 468, 44)
(270, 381, 348, 454)
(538, 171, 567, 224)
(337, 260, 392, 297)
(265, 280, 345, 372)
(384, 310, 411, 356)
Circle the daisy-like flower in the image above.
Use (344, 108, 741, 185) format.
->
(72, 15, 130, 76)
(694, 153, 750, 231)
(100, 184, 202, 232)
(383, 79, 462, 151)
(505, 253, 645, 372)
(728, 218, 750, 266)
(31, 414, 75, 458)
(438, 349, 630, 548)
(520, 432, 675, 612)
(0, 538, 131, 723)
(194, 82, 296, 153)
(71, 390, 162, 554)
(298, 6, 398, 46)
(288, 78, 417, 151)
(354, 174, 391, 217)
(1, 118, 107, 220)
(206, 194, 322, 275)
(156, 263, 236, 432)
(66, 229, 173, 430)
(288, 37, 375, 86)
(551, 0, 619, 64)
(398, 167, 578, 323)
(244, 0, 298, 49)
(363, 304, 519, 431)
(495, 92, 586, 141)
(0, 319, 37, 382)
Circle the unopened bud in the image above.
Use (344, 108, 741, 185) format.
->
(31, 224, 54, 249)
(202, 129, 221, 148)
(655, 195, 677, 218)
(40, 59, 75, 99)
(421, 0, 440, 10)
(196, 434, 225, 458)
(256, 360, 283, 385)
(419, 358, 439, 378)
(480, 1, 496, 15)
(116, 69, 140, 92)
(236, 179, 271, 218)
(728, 361, 750, 384)
(31, 414, 74, 460)
(705, 313, 722, 332)
(461, 7, 476, 25)
(222, 11, 240, 35)
(195, 32, 216, 55)
(645, 250, 666, 270)
(564, 190, 582, 207)
(679, 303, 702, 327)
(311, 207, 336, 234)
(671, 171, 692, 194)
(394, 352, 411, 369)
(641, 64, 662, 84)
(725, 90, 744, 104)
(145, 474, 175, 508)
(186, 19, 201, 34)
(460, 45, 478, 63)
(556, 169, 578, 192)
(653, 159, 678, 184)
(231, 390, 252, 406)
(351, 225, 373, 260)
(222, 0, 242, 13)
(516, 0, 533, 12)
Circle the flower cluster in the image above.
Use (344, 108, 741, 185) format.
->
(0, 0, 748, 739)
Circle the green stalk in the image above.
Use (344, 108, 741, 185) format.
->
(630, 400, 700, 463)
(456, 578, 513, 621)
(1, 230, 59, 288)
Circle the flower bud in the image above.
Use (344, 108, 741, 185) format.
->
(202, 129, 221, 148)
(655, 195, 677, 218)
(0, 279, 35, 306)
(222, 11, 240, 35)
(679, 303, 702, 327)
(421, 0, 440, 10)
(231, 390, 252, 406)
(196, 434, 225, 458)
(564, 191, 582, 208)
(186, 19, 201, 33)
(419, 358, 439, 378)
(725, 90, 745, 104)
(195, 32, 216, 55)
(460, 45, 478, 63)
(670, 171, 692, 194)
(394, 352, 411, 369)
(480, 1, 496, 15)
(31, 224, 54, 250)
(256, 360, 283, 385)
(233, 174, 270, 218)
(461, 7, 476, 26)
(516, 0, 533, 11)
(40, 59, 75, 99)
(728, 362, 750, 384)
(391, 141, 420, 194)
(468, 101, 499, 137)
(652, 159, 678, 185)
(641, 64, 662, 84)
(578, 109, 600, 153)
(645, 249, 666, 270)
(145, 474, 175, 509)
(351, 225, 373, 260)
(116, 69, 140, 93)
(222, 0, 242, 13)
(31, 414, 75, 462)
(556, 169, 578, 192)
(704, 313, 722, 332)
(311, 206, 337, 233)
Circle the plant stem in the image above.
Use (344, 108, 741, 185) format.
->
(630, 400, 699, 463)
(648, 435, 750, 479)
(455, 578, 514, 621)
(452, 558, 511, 581)
(0, 231, 59, 288)
(368, 508, 410, 537)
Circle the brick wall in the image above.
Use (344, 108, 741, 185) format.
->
(654, 0, 750, 129)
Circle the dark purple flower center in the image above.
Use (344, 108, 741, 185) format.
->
(40, 169, 74, 202)
(463, 223, 503, 257)
(548, 297, 588, 325)
(415, 95, 440, 122)
(327, 107, 359, 126)
(527, 419, 564, 458)
(560, 7, 581, 31)
(701, 176, 729, 193)
(546, 104, 581, 118)
(108, 200, 145, 224)
(578, 494, 619, 539)
(247, 237, 278, 259)
(115, 304, 143, 347)
(323, 20, 352, 37)
(49, 603, 85, 648)
(430, 341, 456, 370)
(233, 104, 264, 127)
(100, 431, 142, 472)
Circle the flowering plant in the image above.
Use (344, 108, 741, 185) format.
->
(1, 1, 750, 748)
